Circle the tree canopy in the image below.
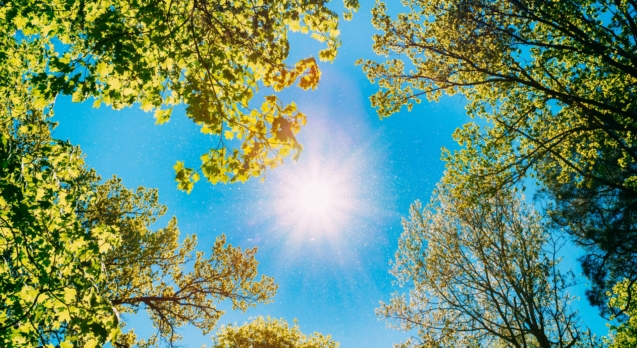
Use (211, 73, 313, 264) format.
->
(0, 108, 119, 346)
(0, 95, 277, 347)
(0, 0, 361, 345)
(84, 178, 278, 347)
(0, 20, 120, 345)
(0, 12, 278, 345)
(7, 0, 637, 346)
(361, 0, 637, 311)
(3, 0, 359, 192)
(605, 279, 637, 347)
(0, 139, 118, 347)
(379, 184, 592, 347)
(211, 316, 339, 348)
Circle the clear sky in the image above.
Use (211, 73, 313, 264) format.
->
(52, 1, 608, 347)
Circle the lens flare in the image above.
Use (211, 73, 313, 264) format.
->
(272, 159, 357, 240)
(298, 182, 332, 215)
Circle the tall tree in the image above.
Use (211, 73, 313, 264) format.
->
(0, 128, 277, 347)
(2, 2, 280, 346)
(3, 0, 359, 192)
(0, 112, 277, 347)
(0, 113, 120, 347)
(378, 185, 592, 347)
(0, 22, 121, 346)
(361, 0, 637, 311)
(211, 316, 339, 348)
(82, 178, 277, 347)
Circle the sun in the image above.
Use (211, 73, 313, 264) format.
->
(272, 159, 357, 239)
(297, 181, 333, 216)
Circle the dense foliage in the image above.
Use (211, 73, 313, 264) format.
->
(362, 0, 637, 313)
(5, 0, 637, 346)
(0, 16, 120, 345)
(0, 123, 119, 347)
(211, 316, 339, 348)
(0, 1, 322, 345)
(605, 280, 637, 347)
(0, 74, 278, 347)
(3, 0, 358, 192)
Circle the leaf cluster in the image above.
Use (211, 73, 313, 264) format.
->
(211, 316, 339, 348)
(605, 279, 637, 347)
(0, 14, 278, 346)
(4, 0, 359, 192)
(0, 21, 121, 346)
(0, 107, 120, 347)
(0, 0, 356, 346)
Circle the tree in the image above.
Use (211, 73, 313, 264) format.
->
(378, 184, 592, 347)
(0, 127, 277, 348)
(361, 0, 637, 311)
(2, 1, 291, 346)
(0, 38, 276, 347)
(3, 0, 358, 192)
(0, 23, 121, 345)
(211, 316, 339, 348)
(81, 178, 278, 347)
(0, 116, 120, 347)
(0, 113, 277, 347)
(605, 279, 637, 347)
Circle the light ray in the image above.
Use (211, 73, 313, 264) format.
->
(273, 158, 357, 241)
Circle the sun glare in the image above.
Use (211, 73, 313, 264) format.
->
(298, 182, 333, 215)
(272, 159, 358, 239)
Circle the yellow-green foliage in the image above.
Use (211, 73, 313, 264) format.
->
(212, 316, 339, 348)
(0, 98, 120, 347)
(379, 184, 590, 347)
(3, 0, 358, 192)
(0, 15, 120, 345)
(361, 0, 636, 199)
(361, 0, 637, 310)
(0, 83, 278, 347)
(605, 280, 637, 347)
(80, 178, 278, 347)
(0, 7, 280, 344)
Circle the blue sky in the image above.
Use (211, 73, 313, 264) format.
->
(52, 1, 607, 347)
